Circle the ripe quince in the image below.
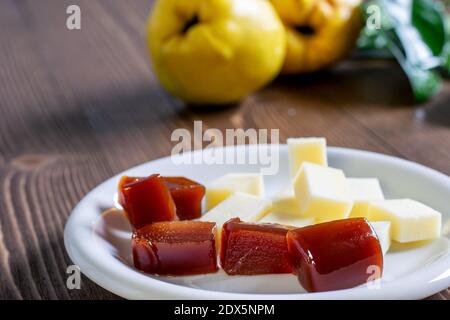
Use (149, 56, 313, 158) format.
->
(147, 0, 286, 105)
(270, 0, 362, 73)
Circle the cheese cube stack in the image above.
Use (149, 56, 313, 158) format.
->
(200, 193, 271, 228)
(293, 162, 353, 223)
(260, 212, 314, 228)
(272, 187, 301, 215)
(370, 221, 391, 255)
(348, 178, 385, 218)
(205, 173, 263, 210)
(287, 137, 327, 178)
(369, 199, 441, 243)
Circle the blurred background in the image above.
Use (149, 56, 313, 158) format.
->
(0, 0, 449, 299)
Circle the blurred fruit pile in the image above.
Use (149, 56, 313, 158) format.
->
(146, 0, 450, 105)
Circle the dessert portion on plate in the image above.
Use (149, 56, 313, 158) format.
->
(116, 137, 442, 293)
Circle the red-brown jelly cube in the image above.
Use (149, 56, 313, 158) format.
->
(220, 218, 293, 275)
(132, 221, 218, 275)
(118, 175, 139, 207)
(118, 174, 177, 230)
(164, 177, 205, 220)
(287, 218, 383, 292)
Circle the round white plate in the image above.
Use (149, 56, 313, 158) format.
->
(64, 145, 450, 299)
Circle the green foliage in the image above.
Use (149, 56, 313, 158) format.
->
(358, 0, 450, 102)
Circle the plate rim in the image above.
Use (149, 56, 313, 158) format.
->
(64, 145, 450, 300)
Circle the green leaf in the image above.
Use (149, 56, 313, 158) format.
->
(443, 44, 450, 73)
(385, 28, 442, 102)
(441, 12, 450, 73)
(410, 68, 442, 102)
(357, 0, 448, 102)
(412, 0, 446, 56)
(400, 59, 442, 102)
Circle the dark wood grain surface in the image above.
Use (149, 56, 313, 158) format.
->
(0, 0, 449, 300)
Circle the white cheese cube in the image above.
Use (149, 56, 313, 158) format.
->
(288, 137, 327, 178)
(200, 193, 271, 228)
(368, 199, 442, 243)
(293, 162, 353, 223)
(370, 221, 391, 255)
(272, 187, 301, 215)
(205, 173, 264, 210)
(260, 212, 314, 228)
(348, 178, 385, 218)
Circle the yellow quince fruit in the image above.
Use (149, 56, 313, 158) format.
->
(270, 0, 363, 73)
(147, 0, 286, 105)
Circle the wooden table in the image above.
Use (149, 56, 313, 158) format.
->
(0, 0, 449, 300)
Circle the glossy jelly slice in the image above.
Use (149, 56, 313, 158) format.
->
(287, 218, 383, 292)
(220, 218, 293, 275)
(118, 174, 177, 230)
(132, 221, 218, 275)
(164, 177, 205, 220)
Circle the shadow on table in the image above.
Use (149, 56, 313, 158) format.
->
(3, 84, 184, 154)
(415, 93, 450, 128)
(6, 59, 448, 160)
(271, 59, 416, 109)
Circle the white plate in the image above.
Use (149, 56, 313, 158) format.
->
(64, 145, 450, 299)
